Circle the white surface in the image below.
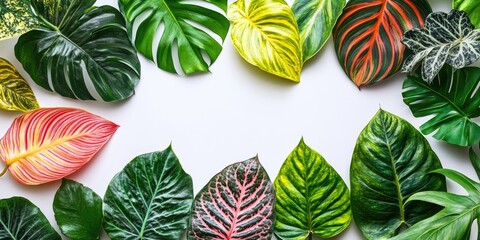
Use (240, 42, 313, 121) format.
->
(0, 0, 476, 239)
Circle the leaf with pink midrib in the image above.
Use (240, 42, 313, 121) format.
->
(190, 156, 275, 240)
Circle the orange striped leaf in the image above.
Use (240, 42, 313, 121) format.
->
(0, 108, 118, 185)
(333, 0, 431, 87)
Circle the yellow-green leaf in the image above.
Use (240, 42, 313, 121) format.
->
(0, 58, 39, 112)
(0, 0, 40, 40)
(228, 0, 302, 82)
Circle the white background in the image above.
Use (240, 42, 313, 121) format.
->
(0, 0, 477, 239)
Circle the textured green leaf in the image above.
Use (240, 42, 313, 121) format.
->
(402, 10, 480, 82)
(0, 0, 40, 40)
(53, 179, 102, 240)
(15, 0, 140, 102)
(403, 66, 480, 147)
(351, 109, 446, 239)
(0, 197, 61, 240)
(470, 145, 480, 180)
(392, 169, 480, 240)
(454, 0, 480, 28)
(103, 146, 193, 240)
(228, 0, 302, 82)
(119, 0, 229, 74)
(0, 57, 39, 112)
(293, 0, 346, 62)
(274, 139, 351, 240)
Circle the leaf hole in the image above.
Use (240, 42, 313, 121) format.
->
(131, 9, 154, 44)
(152, 21, 166, 65)
(80, 61, 102, 101)
(171, 40, 186, 75)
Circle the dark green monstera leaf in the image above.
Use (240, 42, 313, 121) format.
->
(0, 0, 40, 40)
(103, 147, 193, 240)
(470, 145, 480, 179)
(351, 109, 446, 239)
(274, 138, 351, 240)
(15, 0, 140, 102)
(0, 197, 61, 240)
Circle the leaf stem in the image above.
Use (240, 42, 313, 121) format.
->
(0, 163, 7, 177)
(309, 233, 313, 240)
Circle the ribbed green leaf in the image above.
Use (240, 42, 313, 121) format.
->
(0, 57, 39, 112)
(0, 0, 40, 40)
(293, 0, 346, 62)
(0, 197, 61, 240)
(103, 147, 193, 240)
(470, 145, 480, 180)
(351, 109, 446, 239)
(15, 0, 140, 102)
(54, 179, 102, 240)
(454, 0, 480, 28)
(119, 0, 229, 74)
(403, 66, 480, 147)
(274, 139, 351, 240)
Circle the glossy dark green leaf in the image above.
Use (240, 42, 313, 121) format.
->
(274, 138, 351, 239)
(53, 179, 102, 240)
(0, 0, 40, 40)
(470, 144, 480, 180)
(103, 146, 193, 240)
(403, 66, 480, 147)
(351, 109, 446, 239)
(0, 197, 61, 240)
(15, 0, 140, 102)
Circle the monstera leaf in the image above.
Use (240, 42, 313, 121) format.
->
(351, 109, 446, 239)
(392, 169, 480, 240)
(15, 0, 140, 102)
(403, 66, 480, 147)
(54, 179, 103, 240)
(0, 0, 40, 40)
(333, 0, 431, 87)
(293, 0, 346, 62)
(470, 145, 480, 179)
(274, 139, 351, 239)
(228, 0, 302, 82)
(454, 0, 480, 28)
(103, 147, 193, 240)
(0, 57, 39, 112)
(0, 108, 118, 185)
(119, 0, 229, 74)
(0, 197, 61, 240)
(190, 157, 275, 239)
(402, 10, 480, 82)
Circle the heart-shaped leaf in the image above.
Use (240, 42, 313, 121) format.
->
(333, 0, 431, 87)
(54, 179, 103, 240)
(351, 109, 446, 239)
(403, 66, 480, 147)
(15, 0, 140, 102)
(0, 108, 118, 185)
(119, 0, 230, 74)
(189, 156, 275, 239)
(228, 0, 302, 82)
(0, 197, 61, 240)
(402, 10, 480, 82)
(103, 147, 193, 240)
(274, 139, 351, 239)
(0, 57, 39, 112)
(454, 0, 480, 28)
(293, 0, 346, 62)
(0, 0, 40, 40)
(392, 169, 480, 240)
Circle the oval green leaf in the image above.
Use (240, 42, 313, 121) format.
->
(15, 0, 140, 102)
(228, 0, 302, 82)
(351, 109, 446, 239)
(53, 179, 102, 240)
(0, 197, 61, 240)
(103, 146, 193, 240)
(454, 0, 480, 28)
(293, 0, 346, 62)
(0, 57, 39, 112)
(403, 66, 480, 147)
(119, 0, 230, 74)
(0, 0, 40, 40)
(274, 138, 351, 239)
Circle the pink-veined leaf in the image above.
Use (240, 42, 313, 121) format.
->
(189, 156, 275, 240)
(0, 108, 118, 185)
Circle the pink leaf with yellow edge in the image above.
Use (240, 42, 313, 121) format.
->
(0, 108, 118, 185)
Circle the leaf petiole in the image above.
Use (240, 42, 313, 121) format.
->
(0, 163, 7, 177)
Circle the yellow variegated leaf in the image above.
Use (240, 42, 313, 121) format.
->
(0, 58, 39, 112)
(228, 0, 302, 82)
(0, 0, 40, 40)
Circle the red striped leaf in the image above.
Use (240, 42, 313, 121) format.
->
(190, 156, 275, 240)
(0, 108, 118, 185)
(333, 0, 431, 87)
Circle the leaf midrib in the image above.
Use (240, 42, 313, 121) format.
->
(0, 219, 16, 239)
